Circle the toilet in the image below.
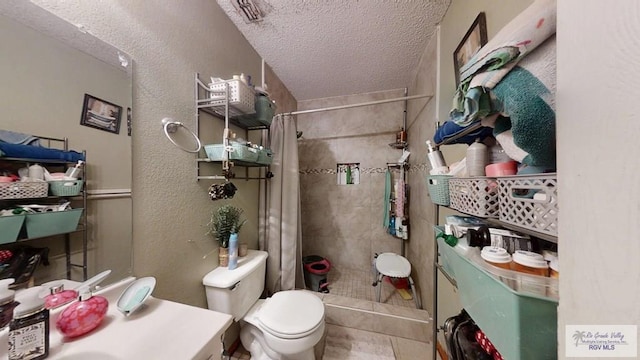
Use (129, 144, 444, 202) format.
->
(202, 250, 325, 360)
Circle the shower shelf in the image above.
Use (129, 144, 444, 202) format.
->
(194, 73, 272, 181)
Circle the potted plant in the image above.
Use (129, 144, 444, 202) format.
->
(207, 204, 246, 266)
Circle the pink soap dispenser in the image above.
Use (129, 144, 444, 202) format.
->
(43, 270, 111, 310)
(56, 286, 109, 338)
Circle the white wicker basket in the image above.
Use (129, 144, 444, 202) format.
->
(0, 181, 48, 199)
(448, 177, 499, 218)
(208, 79, 255, 116)
(497, 174, 558, 236)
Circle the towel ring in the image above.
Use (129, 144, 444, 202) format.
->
(162, 117, 202, 153)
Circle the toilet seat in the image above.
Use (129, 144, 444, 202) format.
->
(258, 291, 324, 339)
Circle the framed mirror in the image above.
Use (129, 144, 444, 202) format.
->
(0, 2, 133, 286)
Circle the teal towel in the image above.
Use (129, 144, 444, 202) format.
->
(383, 169, 391, 228)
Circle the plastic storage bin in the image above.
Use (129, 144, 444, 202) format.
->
(48, 180, 84, 197)
(255, 95, 276, 126)
(448, 177, 499, 218)
(204, 143, 259, 164)
(497, 174, 558, 236)
(256, 148, 273, 165)
(437, 236, 558, 360)
(25, 208, 84, 239)
(0, 214, 26, 244)
(426, 175, 452, 205)
(0, 182, 48, 199)
(208, 79, 255, 117)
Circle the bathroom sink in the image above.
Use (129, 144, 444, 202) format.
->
(0, 277, 233, 360)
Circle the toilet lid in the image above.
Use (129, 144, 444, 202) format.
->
(258, 291, 324, 339)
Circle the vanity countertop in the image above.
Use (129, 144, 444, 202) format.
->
(0, 277, 233, 360)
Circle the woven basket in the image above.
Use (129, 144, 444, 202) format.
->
(49, 180, 84, 197)
(448, 177, 499, 218)
(208, 79, 256, 116)
(426, 175, 452, 205)
(497, 174, 558, 236)
(0, 181, 48, 200)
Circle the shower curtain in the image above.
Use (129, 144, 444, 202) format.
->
(260, 114, 304, 295)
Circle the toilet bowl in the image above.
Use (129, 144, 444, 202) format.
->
(240, 291, 325, 360)
(202, 250, 326, 360)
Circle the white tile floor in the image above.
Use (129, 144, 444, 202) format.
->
(229, 324, 432, 360)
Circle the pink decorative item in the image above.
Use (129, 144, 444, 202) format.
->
(56, 293, 108, 337)
(44, 287, 78, 309)
(485, 161, 518, 177)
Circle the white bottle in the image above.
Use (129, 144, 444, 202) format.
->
(28, 164, 45, 181)
(426, 140, 448, 174)
(467, 139, 488, 177)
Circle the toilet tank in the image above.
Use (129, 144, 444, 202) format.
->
(202, 250, 268, 320)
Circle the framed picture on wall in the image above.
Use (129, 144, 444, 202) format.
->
(453, 12, 488, 86)
(80, 93, 122, 134)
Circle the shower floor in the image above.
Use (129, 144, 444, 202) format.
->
(325, 266, 416, 308)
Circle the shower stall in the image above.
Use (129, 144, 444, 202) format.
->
(291, 88, 428, 308)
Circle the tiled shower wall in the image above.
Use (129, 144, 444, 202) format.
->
(297, 89, 408, 271)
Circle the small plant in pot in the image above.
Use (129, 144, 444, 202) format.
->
(207, 204, 246, 267)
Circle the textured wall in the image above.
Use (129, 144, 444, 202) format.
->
(297, 90, 407, 272)
(32, 0, 286, 307)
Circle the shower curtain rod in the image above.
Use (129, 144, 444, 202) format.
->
(279, 93, 432, 117)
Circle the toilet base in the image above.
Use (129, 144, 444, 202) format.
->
(240, 322, 316, 360)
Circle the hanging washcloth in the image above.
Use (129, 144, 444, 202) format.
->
(383, 169, 391, 229)
(396, 178, 405, 219)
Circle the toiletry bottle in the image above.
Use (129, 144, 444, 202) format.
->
(426, 140, 448, 174)
(346, 165, 352, 185)
(65, 160, 85, 180)
(56, 286, 108, 338)
(27, 163, 45, 181)
(228, 233, 239, 270)
(466, 138, 488, 177)
(0, 278, 17, 330)
(9, 287, 49, 360)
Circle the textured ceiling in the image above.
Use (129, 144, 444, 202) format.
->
(216, 0, 451, 100)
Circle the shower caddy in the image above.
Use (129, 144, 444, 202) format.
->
(431, 131, 559, 360)
(194, 73, 274, 181)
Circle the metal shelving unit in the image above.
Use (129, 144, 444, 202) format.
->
(0, 136, 88, 281)
(431, 125, 558, 359)
(194, 73, 272, 181)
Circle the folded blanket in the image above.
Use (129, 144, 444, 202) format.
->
(0, 130, 40, 146)
(451, 0, 557, 126)
(433, 120, 493, 145)
(0, 143, 84, 162)
(492, 36, 556, 168)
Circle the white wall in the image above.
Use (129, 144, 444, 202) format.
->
(557, 1, 640, 357)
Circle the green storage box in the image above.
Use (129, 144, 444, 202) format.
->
(48, 180, 84, 197)
(0, 214, 26, 244)
(426, 175, 452, 205)
(25, 208, 83, 239)
(255, 94, 276, 126)
(204, 143, 259, 163)
(256, 148, 273, 165)
(437, 236, 558, 360)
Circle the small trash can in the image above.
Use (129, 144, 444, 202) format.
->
(303, 255, 331, 293)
